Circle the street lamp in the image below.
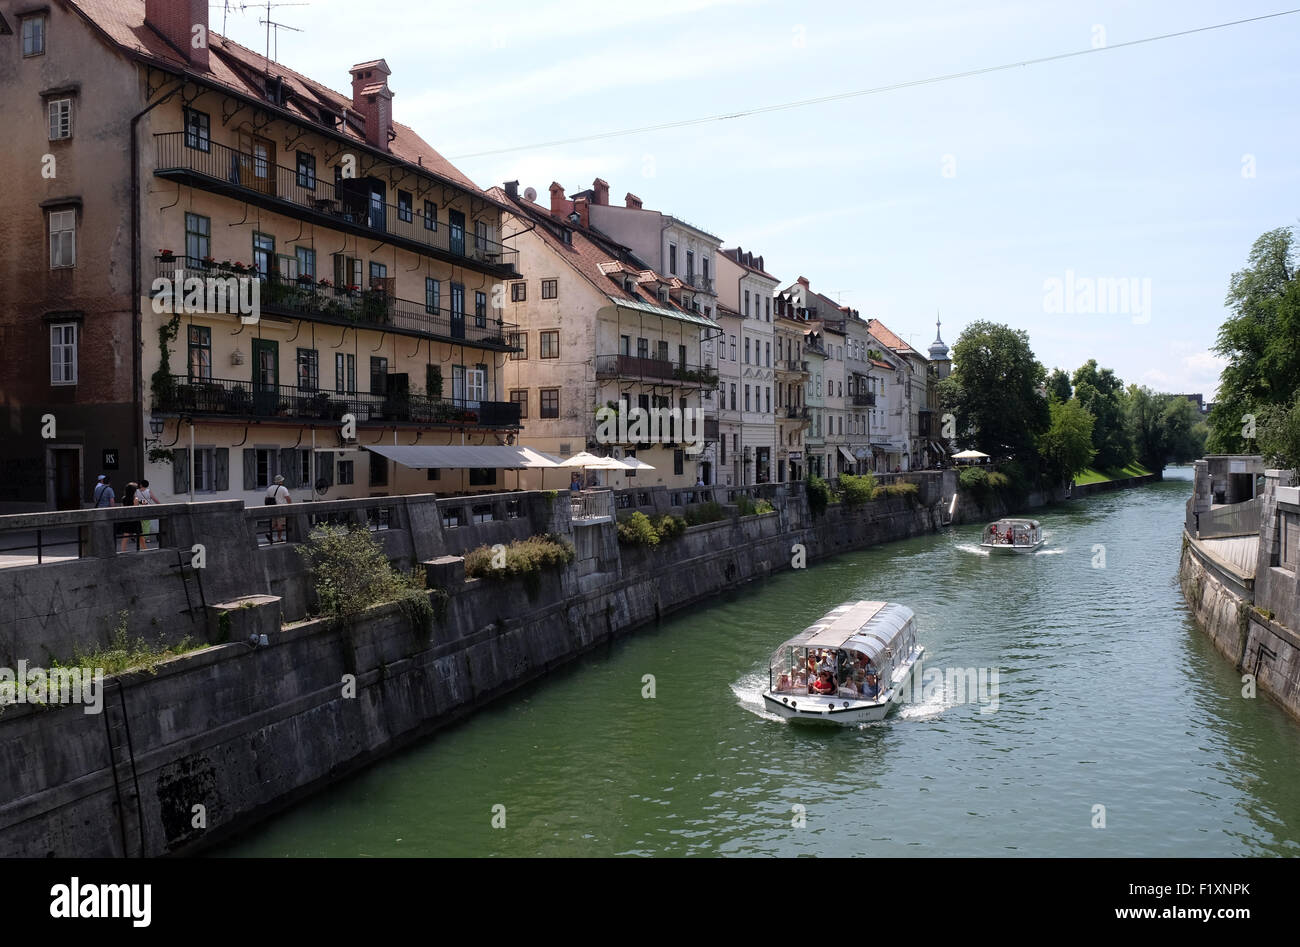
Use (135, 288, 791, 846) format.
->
(146, 415, 165, 448)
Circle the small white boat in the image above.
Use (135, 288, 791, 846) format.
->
(761, 601, 924, 726)
(979, 518, 1043, 554)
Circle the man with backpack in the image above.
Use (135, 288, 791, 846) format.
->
(265, 474, 291, 543)
(92, 475, 115, 508)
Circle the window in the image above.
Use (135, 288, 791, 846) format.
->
(703, 257, 710, 284)
(744, 290, 751, 317)
(49, 209, 75, 268)
(474, 291, 487, 328)
(469, 468, 497, 487)
(183, 108, 210, 151)
(467, 365, 487, 404)
(475, 220, 490, 251)
(540, 388, 559, 418)
(510, 389, 528, 419)
(619, 335, 631, 356)
(766, 387, 771, 413)
(637, 337, 648, 359)
(745, 385, 751, 412)
(657, 340, 669, 362)
(368, 261, 387, 288)
(252, 232, 274, 279)
(541, 279, 557, 299)
(674, 450, 684, 476)
(686, 250, 694, 281)
(335, 353, 355, 393)
(744, 338, 750, 364)
(337, 461, 354, 485)
(188, 325, 211, 380)
(397, 190, 412, 223)
(192, 448, 218, 492)
(423, 200, 437, 231)
(334, 253, 362, 291)
(22, 14, 45, 56)
(255, 448, 276, 489)
(50, 323, 76, 385)
(730, 384, 737, 411)
(425, 364, 442, 399)
(668, 244, 677, 275)
(425, 278, 440, 314)
(296, 246, 316, 280)
(296, 152, 316, 189)
(48, 99, 72, 140)
(370, 356, 388, 395)
(511, 282, 526, 302)
(369, 454, 388, 487)
(450, 282, 464, 323)
(185, 213, 210, 264)
(427, 467, 441, 482)
(540, 330, 559, 359)
(297, 348, 319, 390)
(729, 335, 736, 361)
(508, 332, 527, 359)
(766, 342, 771, 367)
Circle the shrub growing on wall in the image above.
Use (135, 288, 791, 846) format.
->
(617, 511, 660, 546)
(652, 513, 686, 541)
(684, 501, 726, 526)
(297, 525, 432, 629)
(839, 473, 877, 506)
(463, 534, 576, 579)
(806, 475, 832, 516)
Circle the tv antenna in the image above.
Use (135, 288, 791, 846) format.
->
(219, 3, 308, 65)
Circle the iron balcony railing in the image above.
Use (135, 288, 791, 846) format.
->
(851, 392, 876, 407)
(154, 133, 519, 277)
(595, 354, 719, 386)
(775, 358, 808, 374)
(684, 272, 715, 293)
(785, 405, 811, 420)
(153, 375, 522, 428)
(152, 258, 520, 351)
(570, 489, 614, 522)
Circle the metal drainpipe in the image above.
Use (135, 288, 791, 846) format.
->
(131, 80, 186, 482)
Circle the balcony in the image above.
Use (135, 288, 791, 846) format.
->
(703, 417, 719, 440)
(595, 354, 719, 387)
(152, 375, 521, 428)
(852, 392, 876, 407)
(784, 405, 811, 421)
(775, 358, 809, 376)
(684, 272, 715, 293)
(152, 258, 520, 352)
(154, 133, 519, 279)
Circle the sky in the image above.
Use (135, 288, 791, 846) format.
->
(216, 0, 1300, 398)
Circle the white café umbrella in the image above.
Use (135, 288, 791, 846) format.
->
(559, 451, 627, 487)
(951, 449, 989, 460)
(620, 457, 656, 471)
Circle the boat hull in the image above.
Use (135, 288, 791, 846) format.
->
(980, 540, 1044, 554)
(762, 646, 924, 726)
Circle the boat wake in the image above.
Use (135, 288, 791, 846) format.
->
(1035, 547, 1064, 555)
(731, 672, 785, 722)
(956, 543, 989, 557)
(895, 682, 960, 721)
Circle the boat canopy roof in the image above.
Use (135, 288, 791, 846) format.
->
(778, 601, 914, 661)
(991, 518, 1040, 528)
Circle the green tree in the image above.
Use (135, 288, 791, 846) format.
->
(1038, 398, 1096, 484)
(1256, 395, 1300, 470)
(1161, 395, 1207, 465)
(1072, 359, 1131, 470)
(1207, 226, 1300, 453)
(1046, 368, 1073, 403)
(938, 321, 1049, 473)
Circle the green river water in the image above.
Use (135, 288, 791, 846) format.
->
(218, 468, 1300, 857)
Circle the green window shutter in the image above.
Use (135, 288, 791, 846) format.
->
(280, 448, 299, 488)
(173, 449, 190, 495)
(242, 448, 257, 490)
(214, 448, 229, 492)
(315, 451, 333, 488)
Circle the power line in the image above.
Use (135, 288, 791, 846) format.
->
(450, 8, 1300, 160)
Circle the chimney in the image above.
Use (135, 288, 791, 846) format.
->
(574, 196, 590, 229)
(797, 276, 810, 287)
(549, 182, 570, 218)
(504, 180, 519, 199)
(349, 60, 394, 150)
(592, 178, 610, 206)
(625, 192, 643, 210)
(145, 0, 209, 70)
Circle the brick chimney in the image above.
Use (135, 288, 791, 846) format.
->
(573, 196, 590, 229)
(145, 0, 209, 70)
(549, 182, 572, 218)
(349, 60, 394, 150)
(504, 180, 519, 199)
(625, 192, 643, 210)
(592, 178, 610, 206)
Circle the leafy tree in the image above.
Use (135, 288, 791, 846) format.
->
(1038, 398, 1095, 483)
(1126, 386, 1204, 472)
(939, 321, 1049, 473)
(1046, 368, 1073, 403)
(1207, 226, 1300, 453)
(1072, 359, 1132, 470)
(1161, 395, 1207, 465)
(1256, 395, 1300, 470)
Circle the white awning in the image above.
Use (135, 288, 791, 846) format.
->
(364, 445, 562, 469)
(837, 446, 857, 465)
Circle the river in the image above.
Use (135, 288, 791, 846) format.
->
(217, 468, 1300, 856)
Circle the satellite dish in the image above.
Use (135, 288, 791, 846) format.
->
(523, 186, 537, 202)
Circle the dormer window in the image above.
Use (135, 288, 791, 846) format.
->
(563, 230, 573, 245)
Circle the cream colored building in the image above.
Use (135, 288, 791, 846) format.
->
(716, 248, 779, 484)
(496, 183, 719, 489)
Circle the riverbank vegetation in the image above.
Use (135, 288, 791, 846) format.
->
(464, 534, 575, 579)
(1206, 225, 1300, 469)
(298, 525, 437, 630)
(939, 321, 1207, 495)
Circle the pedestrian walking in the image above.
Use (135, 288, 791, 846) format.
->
(118, 481, 140, 553)
(265, 474, 291, 543)
(92, 474, 115, 508)
(135, 479, 159, 549)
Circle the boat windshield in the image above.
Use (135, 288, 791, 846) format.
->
(769, 646, 883, 699)
(984, 522, 1039, 545)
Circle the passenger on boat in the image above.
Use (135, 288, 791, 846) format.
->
(811, 670, 836, 695)
(989, 525, 999, 543)
(861, 672, 880, 699)
(818, 651, 837, 675)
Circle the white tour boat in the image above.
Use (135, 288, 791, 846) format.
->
(979, 518, 1044, 554)
(761, 601, 924, 726)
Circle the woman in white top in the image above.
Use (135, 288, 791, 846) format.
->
(135, 478, 159, 548)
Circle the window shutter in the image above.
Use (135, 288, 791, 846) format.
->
(214, 448, 229, 491)
(242, 448, 257, 490)
(315, 451, 333, 488)
(280, 448, 299, 488)
(173, 448, 190, 495)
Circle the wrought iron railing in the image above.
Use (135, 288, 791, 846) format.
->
(851, 392, 876, 407)
(152, 258, 519, 350)
(570, 489, 614, 522)
(153, 374, 521, 428)
(785, 405, 810, 420)
(594, 354, 719, 386)
(154, 133, 519, 275)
